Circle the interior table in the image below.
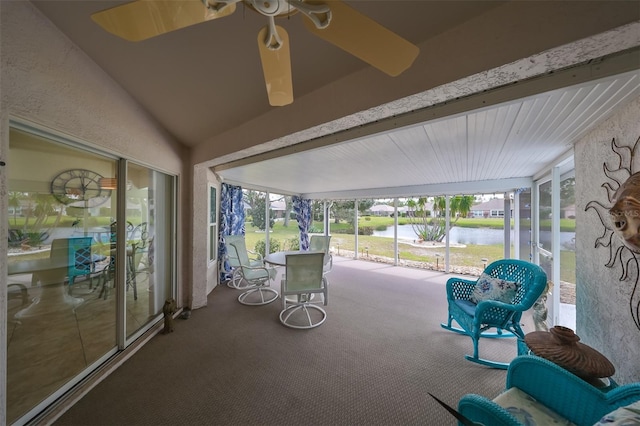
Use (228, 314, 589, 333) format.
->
(8, 257, 83, 319)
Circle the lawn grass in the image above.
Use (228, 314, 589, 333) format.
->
(242, 219, 576, 283)
(10, 214, 575, 282)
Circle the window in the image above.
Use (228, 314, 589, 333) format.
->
(209, 185, 217, 262)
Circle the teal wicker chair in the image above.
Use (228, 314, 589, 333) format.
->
(458, 355, 640, 426)
(441, 259, 547, 369)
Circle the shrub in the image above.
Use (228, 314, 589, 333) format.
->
(254, 238, 281, 257)
(358, 226, 374, 236)
(287, 237, 300, 251)
(334, 226, 374, 235)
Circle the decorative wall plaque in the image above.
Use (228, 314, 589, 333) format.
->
(585, 136, 640, 331)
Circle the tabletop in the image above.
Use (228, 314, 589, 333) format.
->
(263, 251, 303, 266)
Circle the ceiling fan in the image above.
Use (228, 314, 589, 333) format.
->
(91, 0, 420, 107)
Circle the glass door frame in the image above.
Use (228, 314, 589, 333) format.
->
(533, 153, 574, 328)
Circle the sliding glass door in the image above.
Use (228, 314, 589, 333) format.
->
(125, 162, 175, 339)
(533, 156, 576, 331)
(6, 124, 176, 424)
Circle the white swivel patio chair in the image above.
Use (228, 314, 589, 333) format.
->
(226, 235, 278, 305)
(279, 252, 328, 329)
(225, 235, 266, 289)
(309, 234, 332, 275)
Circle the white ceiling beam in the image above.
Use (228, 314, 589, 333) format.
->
(302, 177, 534, 200)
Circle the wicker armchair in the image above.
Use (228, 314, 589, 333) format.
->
(441, 259, 547, 369)
(458, 355, 640, 426)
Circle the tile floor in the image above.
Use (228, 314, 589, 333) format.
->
(6, 271, 153, 424)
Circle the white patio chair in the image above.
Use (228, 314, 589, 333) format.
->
(226, 235, 278, 305)
(279, 252, 328, 329)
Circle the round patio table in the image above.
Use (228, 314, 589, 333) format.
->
(263, 250, 305, 266)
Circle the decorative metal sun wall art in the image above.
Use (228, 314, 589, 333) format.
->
(586, 136, 640, 331)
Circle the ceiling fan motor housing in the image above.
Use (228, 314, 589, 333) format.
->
(249, 0, 294, 17)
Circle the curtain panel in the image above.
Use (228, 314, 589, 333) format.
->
(293, 195, 312, 251)
(219, 183, 245, 282)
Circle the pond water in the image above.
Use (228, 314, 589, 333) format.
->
(372, 224, 575, 248)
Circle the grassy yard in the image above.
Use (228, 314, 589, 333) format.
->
(242, 218, 576, 283)
(9, 214, 575, 282)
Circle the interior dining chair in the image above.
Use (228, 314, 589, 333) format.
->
(279, 252, 328, 329)
(309, 234, 332, 275)
(127, 222, 149, 297)
(97, 221, 135, 300)
(225, 235, 278, 305)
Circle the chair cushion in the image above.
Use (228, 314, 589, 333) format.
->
(493, 387, 575, 425)
(470, 272, 520, 304)
(593, 400, 640, 425)
(454, 299, 478, 317)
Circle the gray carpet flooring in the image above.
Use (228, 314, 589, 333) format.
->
(54, 257, 530, 426)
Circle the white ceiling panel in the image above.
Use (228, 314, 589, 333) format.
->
(216, 70, 640, 199)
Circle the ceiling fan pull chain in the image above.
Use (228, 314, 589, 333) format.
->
(263, 16, 284, 50)
(287, 0, 331, 29)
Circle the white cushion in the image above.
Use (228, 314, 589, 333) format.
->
(593, 400, 640, 425)
(493, 387, 575, 425)
(470, 272, 520, 304)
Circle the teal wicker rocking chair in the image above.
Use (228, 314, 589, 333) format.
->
(441, 259, 547, 369)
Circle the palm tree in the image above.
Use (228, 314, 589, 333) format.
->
(8, 192, 21, 226)
(408, 194, 475, 241)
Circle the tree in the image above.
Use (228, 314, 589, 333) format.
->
(283, 196, 292, 227)
(331, 201, 355, 225)
(407, 197, 444, 241)
(450, 195, 475, 219)
(251, 193, 274, 231)
(407, 195, 475, 241)
(243, 189, 261, 212)
(560, 177, 575, 208)
(8, 192, 21, 226)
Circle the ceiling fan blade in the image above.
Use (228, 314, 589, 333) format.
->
(302, 1, 419, 77)
(257, 22, 293, 107)
(91, 0, 237, 42)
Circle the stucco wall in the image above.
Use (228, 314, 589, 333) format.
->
(0, 6, 192, 418)
(575, 95, 640, 384)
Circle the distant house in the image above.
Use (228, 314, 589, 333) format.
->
(470, 198, 512, 218)
(399, 202, 433, 217)
(562, 204, 576, 219)
(269, 199, 287, 219)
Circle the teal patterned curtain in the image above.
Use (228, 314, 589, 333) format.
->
(293, 195, 312, 251)
(219, 183, 245, 282)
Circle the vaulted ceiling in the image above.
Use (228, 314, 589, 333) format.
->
(31, 1, 640, 198)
